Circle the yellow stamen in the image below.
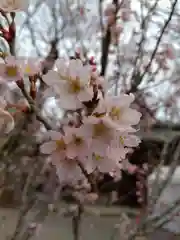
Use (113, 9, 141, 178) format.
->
(68, 78, 82, 93)
(119, 136, 124, 144)
(93, 112, 106, 118)
(6, 66, 18, 77)
(56, 139, 66, 150)
(0, 52, 8, 59)
(93, 153, 103, 161)
(73, 135, 84, 146)
(25, 65, 32, 74)
(109, 106, 121, 120)
(93, 122, 108, 137)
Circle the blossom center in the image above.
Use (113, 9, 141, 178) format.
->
(25, 65, 32, 74)
(93, 121, 108, 137)
(109, 106, 121, 120)
(73, 135, 84, 146)
(93, 153, 103, 161)
(93, 112, 106, 118)
(68, 78, 82, 93)
(56, 139, 66, 150)
(119, 136, 125, 144)
(6, 65, 18, 77)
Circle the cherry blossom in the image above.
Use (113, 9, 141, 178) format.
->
(0, 55, 22, 82)
(0, 56, 43, 83)
(40, 130, 84, 183)
(40, 130, 67, 161)
(63, 126, 90, 160)
(82, 115, 116, 145)
(18, 57, 42, 77)
(95, 93, 142, 128)
(43, 58, 93, 110)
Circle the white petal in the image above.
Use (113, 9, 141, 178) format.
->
(43, 70, 60, 86)
(55, 58, 67, 77)
(69, 59, 83, 79)
(78, 88, 93, 102)
(121, 108, 141, 125)
(56, 95, 82, 110)
(78, 65, 90, 82)
(40, 141, 57, 154)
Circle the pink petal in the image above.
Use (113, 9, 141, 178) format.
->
(121, 108, 142, 125)
(5, 56, 16, 65)
(66, 145, 78, 159)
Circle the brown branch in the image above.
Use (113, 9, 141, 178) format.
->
(100, 0, 119, 76)
(130, 0, 160, 81)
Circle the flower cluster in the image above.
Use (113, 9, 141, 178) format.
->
(0, 51, 141, 186)
(0, 0, 141, 187)
(40, 57, 142, 184)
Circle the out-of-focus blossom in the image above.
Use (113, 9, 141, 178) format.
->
(18, 58, 42, 77)
(0, 98, 14, 133)
(0, 0, 29, 12)
(0, 56, 21, 82)
(0, 56, 42, 82)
